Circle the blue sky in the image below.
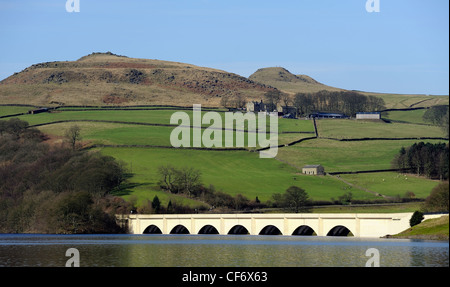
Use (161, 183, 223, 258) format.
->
(0, 0, 448, 95)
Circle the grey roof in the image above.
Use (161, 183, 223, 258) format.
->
(356, 112, 380, 114)
(303, 165, 323, 168)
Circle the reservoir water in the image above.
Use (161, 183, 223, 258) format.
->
(0, 234, 448, 267)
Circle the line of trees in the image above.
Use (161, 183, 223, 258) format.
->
(392, 142, 449, 180)
(293, 90, 386, 117)
(0, 118, 129, 233)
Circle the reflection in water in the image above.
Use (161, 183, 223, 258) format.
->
(0, 234, 447, 267)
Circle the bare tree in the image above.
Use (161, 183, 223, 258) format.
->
(158, 165, 202, 197)
(158, 165, 178, 193)
(231, 93, 246, 109)
(281, 92, 292, 107)
(65, 125, 82, 151)
(220, 94, 230, 108)
(264, 90, 282, 112)
(178, 167, 202, 197)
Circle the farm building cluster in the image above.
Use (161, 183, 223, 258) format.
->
(245, 100, 381, 120)
(246, 100, 298, 119)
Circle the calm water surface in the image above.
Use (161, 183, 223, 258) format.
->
(0, 234, 448, 267)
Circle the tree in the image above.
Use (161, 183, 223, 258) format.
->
(293, 90, 386, 117)
(65, 125, 82, 151)
(422, 182, 449, 213)
(404, 191, 416, 199)
(272, 186, 310, 213)
(0, 123, 128, 233)
(392, 146, 408, 172)
(0, 118, 29, 137)
(264, 90, 282, 112)
(158, 165, 202, 197)
(410, 211, 424, 227)
(285, 186, 310, 213)
(167, 200, 173, 213)
(423, 105, 449, 125)
(152, 196, 161, 213)
(393, 142, 448, 180)
(338, 191, 353, 205)
(177, 167, 202, 197)
(158, 165, 178, 193)
(442, 108, 449, 138)
(234, 194, 250, 210)
(220, 94, 230, 108)
(231, 93, 246, 109)
(280, 92, 292, 107)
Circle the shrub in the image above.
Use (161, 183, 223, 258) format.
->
(422, 182, 449, 213)
(410, 211, 424, 227)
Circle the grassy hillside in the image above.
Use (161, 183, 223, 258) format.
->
(0, 52, 274, 107)
(0, 104, 445, 211)
(315, 119, 445, 139)
(382, 109, 429, 124)
(369, 93, 449, 110)
(99, 147, 376, 207)
(248, 67, 448, 110)
(249, 67, 343, 94)
(275, 138, 447, 172)
(1, 53, 447, 112)
(391, 216, 449, 240)
(17, 108, 315, 148)
(1, 56, 448, 214)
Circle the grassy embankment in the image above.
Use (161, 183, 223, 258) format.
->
(390, 215, 449, 241)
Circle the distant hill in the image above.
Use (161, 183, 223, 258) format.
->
(0, 52, 275, 107)
(1, 53, 447, 109)
(249, 67, 344, 94)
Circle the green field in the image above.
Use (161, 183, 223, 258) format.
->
(0, 105, 31, 117)
(37, 121, 312, 148)
(275, 138, 448, 173)
(1, 105, 447, 211)
(316, 119, 444, 139)
(99, 147, 378, 207)
(371, 93, 449, 110)
(382, 109, 428, 125)
(16, 109, 314, 132)
(339, 172, 440, 199)
(311, 202, 423, 213)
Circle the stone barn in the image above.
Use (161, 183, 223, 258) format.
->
(302, 165, 325, 175)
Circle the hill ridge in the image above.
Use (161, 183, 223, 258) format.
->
(0, 53, 276, 107)
(249, 67, 344, 94)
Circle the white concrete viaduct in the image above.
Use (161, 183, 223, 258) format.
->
(119, 213, 443, 238)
